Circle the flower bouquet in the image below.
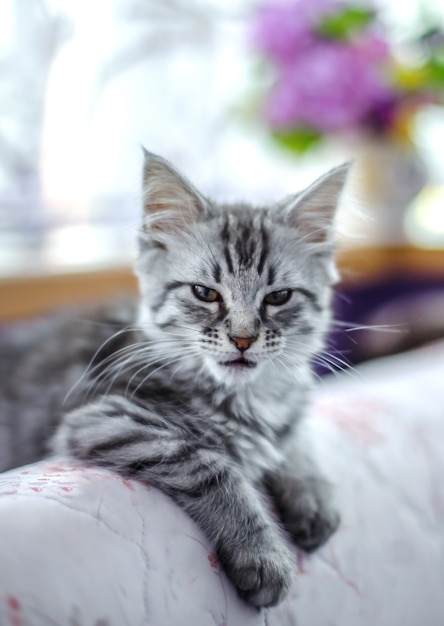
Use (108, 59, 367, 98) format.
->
(251, 0, 444, 154)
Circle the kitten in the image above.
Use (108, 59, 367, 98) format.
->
(0, 151, 349, 607)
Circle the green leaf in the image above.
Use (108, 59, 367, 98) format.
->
(271, 128, 322, 155)
(427, 58, 444, 88)
(317, 7, 375, 40)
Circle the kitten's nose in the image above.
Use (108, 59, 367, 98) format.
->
(229, 335, 258, 353)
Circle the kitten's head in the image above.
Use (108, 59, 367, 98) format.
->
(135, 151, 349, 389)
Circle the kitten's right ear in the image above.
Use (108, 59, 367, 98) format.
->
(282, 163, 350, 244)
(142, 149, 208, 243)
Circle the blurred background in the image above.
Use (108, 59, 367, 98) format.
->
(1, 0, 444, 369)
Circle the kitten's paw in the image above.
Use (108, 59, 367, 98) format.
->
(219, 537, 294, 608)
(286, 493, 340, 552)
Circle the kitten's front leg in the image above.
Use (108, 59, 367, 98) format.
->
(52, 395, 295, 607)
(266, 434, 340, 552)
(174, 466, 294, 608)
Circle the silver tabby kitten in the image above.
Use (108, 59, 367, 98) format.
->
(0, 152, 349, 607)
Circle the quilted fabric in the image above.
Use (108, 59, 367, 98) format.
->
(1, 342, 444, 626)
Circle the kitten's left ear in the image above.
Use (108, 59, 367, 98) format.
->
(282, 163, 351, 243)
(142, 149, 209, 239)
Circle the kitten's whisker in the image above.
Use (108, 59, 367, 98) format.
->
(81, 345, 151, 390)
(75, 332, 204, 402)
(270, 353, 299, 383)
(63, 325, 139, 405)
(128, 352, 196, 400)
(331, 319, 405, 334)
(84, 350, 162, 401)
(311, 352, 360, 380)
(96, 345, 197, 400)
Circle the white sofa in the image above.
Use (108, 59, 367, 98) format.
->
(1, 342, 444, 626)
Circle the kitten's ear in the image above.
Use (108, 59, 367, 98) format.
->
(282, 163, 350, 243)
(142, 149, 208, 239)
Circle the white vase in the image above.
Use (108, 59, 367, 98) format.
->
(349, 139, 427, 246)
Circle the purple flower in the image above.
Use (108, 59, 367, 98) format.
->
(252, 0, 399, 137)
(365, 94, 399, 133)
(265, 41, 393, 132)
(354, 32, 390, 62)
(252, 0, 339, 62)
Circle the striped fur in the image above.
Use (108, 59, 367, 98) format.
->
(0, 152, 349, 607)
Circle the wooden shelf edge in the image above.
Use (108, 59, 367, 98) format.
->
(336, 246, 444, 283)
(0, 267, 138, 322)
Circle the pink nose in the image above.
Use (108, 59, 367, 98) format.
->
(229, 336, 257, 352)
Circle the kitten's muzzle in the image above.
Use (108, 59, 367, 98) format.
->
(220, 357, 257, 369)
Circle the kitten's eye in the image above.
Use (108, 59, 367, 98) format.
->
(192, 285, 221, 303)
(264, 289, 292, 306)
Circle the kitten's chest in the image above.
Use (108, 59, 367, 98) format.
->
(212, 393, 289, 482)
(231, 425, 285, 482)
